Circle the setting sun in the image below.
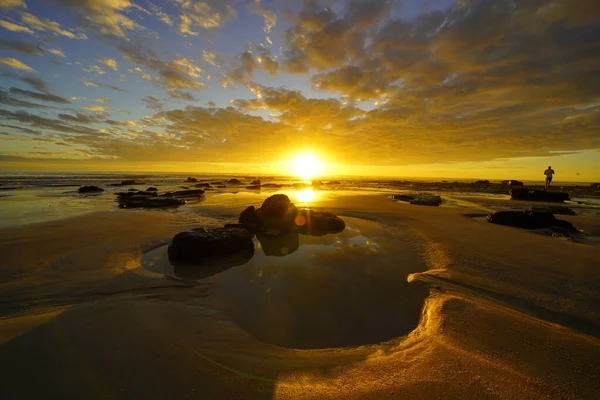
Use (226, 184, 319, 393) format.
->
(290, 153, 323, 179)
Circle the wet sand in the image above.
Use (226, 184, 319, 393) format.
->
(1, 192, 599, 399)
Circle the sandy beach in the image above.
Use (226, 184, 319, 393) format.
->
(1, 188, 599, 399)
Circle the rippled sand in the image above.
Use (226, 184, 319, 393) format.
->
(1, 192, 599, 399)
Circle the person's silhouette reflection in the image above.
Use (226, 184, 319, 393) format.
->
(256, 232, 299, 256)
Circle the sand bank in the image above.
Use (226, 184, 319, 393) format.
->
(1, 193, 599, 399)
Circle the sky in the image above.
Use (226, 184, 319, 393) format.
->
(0, 0, 598, 181)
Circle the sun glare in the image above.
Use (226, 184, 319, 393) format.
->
(290, 153, 322, 179)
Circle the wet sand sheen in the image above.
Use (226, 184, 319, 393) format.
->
(142, 217, 429, 349)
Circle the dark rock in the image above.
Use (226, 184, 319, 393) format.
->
(392, 194, 414, 202)
(228, 179, 242, 184)
(216, 185, 226, 188)
(146, 187, 158, 191)
(78, 185, 104, 193)
(474, 180, 490, 185)
(119, 196, 185, 208)
(592, 183, 600, 189)
(501, 180, 510, 185)
(410, 194, 442, 206)
(257, 194, 298, 235)
(312, 180, 323, 186)
(185, 177, 198, 182)
(168, 227, 254, 265)
(180, 186, 190, 189)
(195, 183, 212, 188)
(262, 183, 283, 188)
(327, 181, 341, 185)
(293, 182, 310, 189)
(250, 179, 261, 185)
(508, 180, 524, 186)
(487, 210, 577, 231)
(294, 209, 345, 236)
(246, 185, 262, 190)
(128, 188, 138, 192)
(239, 206, 261, 225)
(121, 180, 136, 186)
(256, 232, 299, 256)
(528, 206, 576, 216)
(441, 180, 448, 183)
(510, 188, 570, 202)
(116, 191, 157, 198)
(160, 189, 205, 198)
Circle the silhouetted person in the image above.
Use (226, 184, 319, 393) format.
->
(544, 166, 555, 189)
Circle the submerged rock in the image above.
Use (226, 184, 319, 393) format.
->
(487, 210, 577, 231)
(528, 206, 576, 216)
(510, 188, 570, 202)
(121, 180, 137, 186)
(160, 189, 205, 198)
(119, 196, 185, 208)
(508, 180, 524, 186)
(474, 180, 490, 185)
(392, 194, 414, 202)
(195, 183, 212, 188)
(185, 177, 198, 182)
(410, 194, 442, 206)
(116, 191, 157, 198)
(250, 179, 261, 185)
(146, 187, 158, 191)
(246, 185, 262, 190)
(327, 181, 341, 185)
(295, 209, 346, 236)
(262, 183, 283, 188)
(78, 185, 104, 193)
(168, 227, 254, 264)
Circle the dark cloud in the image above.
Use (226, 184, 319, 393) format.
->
(10, 87, 71, 104)
(141, 95, 164, 111)
(0, 88, 52, 109)
(0, 39, 44, 56)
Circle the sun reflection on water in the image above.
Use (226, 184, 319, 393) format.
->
(295, 188, 317, 203)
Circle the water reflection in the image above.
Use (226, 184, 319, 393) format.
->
(213, 217, 428, 349)
(141, 217, 428, 349)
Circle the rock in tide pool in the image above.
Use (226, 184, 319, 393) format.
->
(239, 206, 261, 225)
(294, 209, 346, 236)
(410, 194, 442, 206)
(257, 194, 298, 235)
(510, 188, 570, 202)
(168, 227, 254, 264)
(487, 210, 577, 231)
(119, 196, 185, 208)
(160, 189, 205, 198)
(78, 185, 104, 193)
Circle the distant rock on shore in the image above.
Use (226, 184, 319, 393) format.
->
(78, 186, 104, 193)
(510, 188, 570, 202)
(487, 210, 577, 231)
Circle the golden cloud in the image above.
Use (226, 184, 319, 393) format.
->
(97, 57, 118, 71)
(0, 57, 35, 71)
